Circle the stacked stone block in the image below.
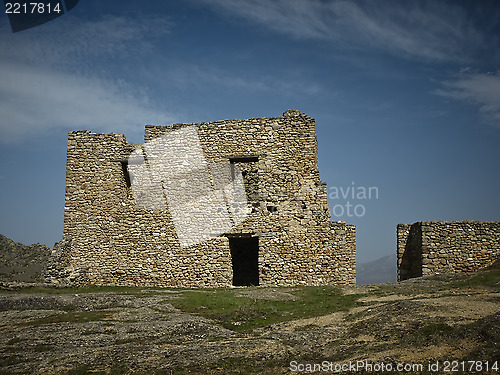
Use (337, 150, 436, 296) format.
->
(60, 110, 356, 287)
(397, 221, 500, 281)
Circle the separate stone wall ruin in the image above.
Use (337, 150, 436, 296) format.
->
(397, 221, 500, 281)
(60, 110, 356, 287)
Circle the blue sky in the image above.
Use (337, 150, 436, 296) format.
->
(1, 0, 500, 264)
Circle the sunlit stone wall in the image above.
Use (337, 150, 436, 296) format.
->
(397, 221, 500, 281)
(59, 110, 356, 287)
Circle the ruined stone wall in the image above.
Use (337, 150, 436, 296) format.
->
(328, 222, 356, 285)
(396, 224, 410, 279)
(397, 223, 423, 281)
(61, 110, 356, 287)
(397, 221, 500, 281)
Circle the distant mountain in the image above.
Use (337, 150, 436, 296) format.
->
(0, 234, 52, 282)
(356, 254, 397, 285)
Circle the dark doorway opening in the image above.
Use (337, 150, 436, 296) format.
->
(229, 237, 259, 286)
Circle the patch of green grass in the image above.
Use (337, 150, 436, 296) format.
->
(419, 323, 453, 336)
(411, 322, 455, 342)
(374, 269, 500, 296)
(18, 310, 112, 326)
(170, 286, 363, 333)
(450, 270, 500, 289)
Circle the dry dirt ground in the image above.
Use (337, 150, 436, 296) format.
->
(0, 272, 499, 374)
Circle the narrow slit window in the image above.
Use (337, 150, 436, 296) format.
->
(120, 161, 131, 187)
(228, 155, 260, 163)
(112, 158, 144, 188)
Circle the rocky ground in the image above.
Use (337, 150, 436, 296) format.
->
(1, 235, 498, 374)
(0, 268, 499, 374)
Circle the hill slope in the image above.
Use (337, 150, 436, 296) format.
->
(0, 234, 52, 282)
(357, 253, 397, 285)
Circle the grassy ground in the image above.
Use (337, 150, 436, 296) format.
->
(169, 286, 363, 332)
(1, 269, 498, 374)
(1, 285, 365, 333)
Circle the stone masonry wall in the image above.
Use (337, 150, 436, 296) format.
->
(397, 221, 500, 281)
(61, 110, 356, 287)
(330, 222, 356, 285)
(397, 223, 422, 281)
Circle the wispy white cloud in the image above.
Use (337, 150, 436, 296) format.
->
(435, 72, 500, 127)
(202, 0, 333, 40)
(0, 61, 175, 142)
(201, 0, 493, 62)
(164, 63, 323, 96)
(0, 15, 176, 143)
(0, 15, 172, 68)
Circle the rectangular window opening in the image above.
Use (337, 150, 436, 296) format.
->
(228, 156, 260, 204)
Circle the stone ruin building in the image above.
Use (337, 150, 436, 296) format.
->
(397, 221, 500, 281)
(56, 110, 356, 287)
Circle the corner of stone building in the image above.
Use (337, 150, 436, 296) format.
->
(44, 237, 90, 287)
